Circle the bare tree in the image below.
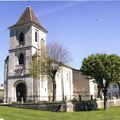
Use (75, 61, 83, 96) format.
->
(30, 42, 71, 101)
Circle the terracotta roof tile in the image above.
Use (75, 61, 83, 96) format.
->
(9, 6, 47, 32)
(16, 6, 41, 26)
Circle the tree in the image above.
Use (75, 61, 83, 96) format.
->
(81, 54, 120, 110)
(30, 42, 71, 101)
(29, 52, 41, 102)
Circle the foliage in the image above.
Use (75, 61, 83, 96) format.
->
(81, 54, 120, 110)
(74, 101, 98, 111)
(29, 42, 71, 101)
(71, 98, 78, 103)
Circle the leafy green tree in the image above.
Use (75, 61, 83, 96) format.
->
(30, 42, 70, 101)
(81, 54, 120, 110)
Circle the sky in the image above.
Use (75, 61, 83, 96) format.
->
(1, 1, 120, 83)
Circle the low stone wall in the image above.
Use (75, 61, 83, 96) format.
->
(97, 99, 120, 108)
(0, 102, 66, 112)
(0, 101, 98, 112)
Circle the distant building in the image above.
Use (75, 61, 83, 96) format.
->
(89, 79, 120, 99)
(0, 84, 4, 102)
(107, 83, 119, 98)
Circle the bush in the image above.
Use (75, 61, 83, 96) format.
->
(74, 101, 98, 111)
(71, 98, 78, 103)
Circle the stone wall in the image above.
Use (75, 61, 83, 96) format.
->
(0, 89, 4, 102)
(73, 69, 89, 95)
(0, 102, 66, 112)
(97, 99, 120, 108)
(0, 101, 98, 112)
(1, 99, 120, 111)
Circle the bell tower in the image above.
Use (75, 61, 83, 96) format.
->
(4, 6, 48, 103)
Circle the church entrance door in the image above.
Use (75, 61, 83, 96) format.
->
(16, 83, 26, 102)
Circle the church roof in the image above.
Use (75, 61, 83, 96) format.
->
(9, 6, 47, 33)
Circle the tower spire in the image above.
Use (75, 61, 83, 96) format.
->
(9, 6, 47, 33)
(27, 1, 31, 7)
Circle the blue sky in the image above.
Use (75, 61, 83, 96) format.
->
(1, 1, 120, 83)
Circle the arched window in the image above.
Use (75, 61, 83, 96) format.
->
(19, 53, 24, 65)
(19, 32, 24, 45)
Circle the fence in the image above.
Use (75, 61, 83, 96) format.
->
(3, 94, 120, 111)
(4, 94, 96, 104)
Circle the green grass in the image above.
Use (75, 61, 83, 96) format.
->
(0, 106, 120, 120)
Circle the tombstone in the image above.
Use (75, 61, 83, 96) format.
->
(91, 95, 93, 101)
(21, 97, 23, 104)
(66, 102, 73, 112)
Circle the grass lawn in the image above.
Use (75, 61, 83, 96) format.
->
(0, 106, 120, 120)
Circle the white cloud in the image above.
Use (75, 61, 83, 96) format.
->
(37, 2, 84, 17)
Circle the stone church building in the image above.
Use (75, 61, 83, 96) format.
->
(4, 6, 90, 103)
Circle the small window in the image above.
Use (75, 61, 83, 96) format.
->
(67, 73, 69, 81)
(69, 71, 71, 81)
(19, 32, 24, 45)
(57, 73, 59, 78)
(35, 31, 37, 42)
(19, 53, 24, 65)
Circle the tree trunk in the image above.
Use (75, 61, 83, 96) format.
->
(103, 88, 108, 110)
(97, 85, 101, 98)
(117, 82, 120, 97)
(33, 78, 35, 103)
(33, 78, 37, 103)
(52, 76, 56, 101)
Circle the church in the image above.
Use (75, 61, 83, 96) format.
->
(4, 6, 90, 103)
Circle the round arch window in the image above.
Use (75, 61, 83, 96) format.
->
(19, 53, 24, 65)
(19, 32, 24, 45)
